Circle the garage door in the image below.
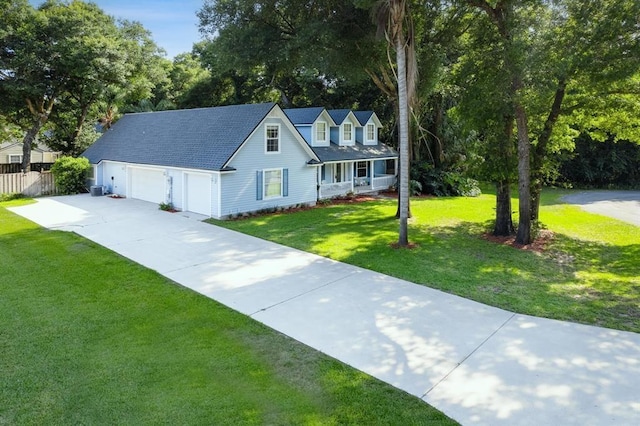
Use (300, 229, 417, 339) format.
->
(185, 173, 211, 216)
(130, 168, 165, 204)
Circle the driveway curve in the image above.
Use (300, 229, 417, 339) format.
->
(563, 190, 640, 226)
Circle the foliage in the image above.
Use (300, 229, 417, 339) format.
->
(0, 193, 25, 202)
(50, 156, 91, 194)
(214, 190, 640, 333)
(158, 201, 174, 211)
(409, 179, 422, 196)
(411, 162, 481, 197)
(197, 0, 380, 107)
(0, 206, 456, 425)
(0, 0, 170, 159)
(558, 134, 640, 188)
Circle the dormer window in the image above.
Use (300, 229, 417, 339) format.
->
(366, 123, 376, 142)
(265, 124, 280, 153)
(343, 123, 353, 142)
(316, 122, 326, 143)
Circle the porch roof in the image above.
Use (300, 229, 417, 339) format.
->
(313, 142, 397, 162)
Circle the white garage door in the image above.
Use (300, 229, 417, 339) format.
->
(185, 173, 211, 216)
(130, 168, 165, 204)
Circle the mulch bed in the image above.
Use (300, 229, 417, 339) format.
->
(482, 229, 555, 253)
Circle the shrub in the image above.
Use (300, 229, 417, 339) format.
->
(0, 193, 25, 202)
(410, 180, 423, 196)
(159, 202, 174, 211)
(410, 162, 481, 197)
(50, 157, 91, 194)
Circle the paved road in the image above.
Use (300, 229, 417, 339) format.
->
(563, 190, 640, 226)
(8, 195, 640, 425)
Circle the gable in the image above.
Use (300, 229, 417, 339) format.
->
(223, 105, 319, 168)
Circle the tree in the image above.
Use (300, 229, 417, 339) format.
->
(1, 1, 172, 160)
(452, 17, 518, 235)
(0, 0, 58, 170)
(197, 0, 381, 107)
(465, 0, 538, 244)
(525, 0, 640, 221)
(373, 0, 418, 246)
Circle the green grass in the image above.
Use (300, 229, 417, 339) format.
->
(0, 203, 456, 425)
(212, 189, 640, 333)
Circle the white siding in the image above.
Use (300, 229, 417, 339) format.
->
(183, 172, 212, 216)
(220, 117, 317, 217)
(101, 161, 128, 195)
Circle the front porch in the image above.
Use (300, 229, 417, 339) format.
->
(318, 159, 396, 199)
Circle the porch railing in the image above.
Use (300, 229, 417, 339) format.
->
(319, 181, 352, 199)
(372, 174, 396, 190)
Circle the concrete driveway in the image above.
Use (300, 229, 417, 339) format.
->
(9, 195, 640, 426)
(563, 190, 640, 226)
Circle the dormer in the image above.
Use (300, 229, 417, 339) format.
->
(354, 111, 382, 146)
(283, 107, 336, 147)
(328, 109, 359, 147)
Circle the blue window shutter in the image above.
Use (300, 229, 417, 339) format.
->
(283, 168, 289, 197)
(256, 170, 263, 200)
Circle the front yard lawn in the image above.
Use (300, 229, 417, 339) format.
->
(212, 189, 640, 333)
(0, 202, 455, 425)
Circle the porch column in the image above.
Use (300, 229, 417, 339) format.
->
(350, 162, 354, 192)
(369, 160, 375, 190)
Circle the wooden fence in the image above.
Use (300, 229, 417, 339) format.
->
(0, 163, 54, 174)
(0, 171, 58, 197)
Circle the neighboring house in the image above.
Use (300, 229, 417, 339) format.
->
(82, 103, 321, 219)
(0, 142, 60, 165)
(284, 107, 397, 199)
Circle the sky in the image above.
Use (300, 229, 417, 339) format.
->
(31, 0, 205, 59)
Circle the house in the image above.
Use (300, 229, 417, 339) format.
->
(284, 107, 397, 199)
(82, 103, 321, 219)
(0, 142, 60, 165)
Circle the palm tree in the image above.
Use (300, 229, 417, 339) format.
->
(372, 0, 417, 246)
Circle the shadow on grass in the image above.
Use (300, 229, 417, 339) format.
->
(0, 210, 459, 426)
(228, 206, 640, 333)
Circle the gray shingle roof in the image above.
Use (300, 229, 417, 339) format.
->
(82, 103, 276, 171)
(353, 111, 374, 126)
(283, 107, 325, 125)
(313, 142, 397, 162)
(327, 109, 351, 124)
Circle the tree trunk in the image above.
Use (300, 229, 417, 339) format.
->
(431, 92, 444, 168)
(395, 155, 411, 219)
(70, 103, 92, 155)
(21, 97, 55, 171)
(397, 36, 410, 246)
(21, 122, 42, 172)
(515, 102, 532, 245)
(530, 79, 567, 222)
(494, 179, 514, 236)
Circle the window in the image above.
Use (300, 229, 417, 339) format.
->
(367, 124, 375, 141)
(356, 161, 368, 178)
(266, 124, 280, 153)
(343, 123, 352, 142)
(264, 169, 282, 198)
(316, 122, 326, 143)
(8, 154, 22, 164)
(335, 163, 342, 183)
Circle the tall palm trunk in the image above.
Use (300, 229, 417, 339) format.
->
(396, 36, 410, 246)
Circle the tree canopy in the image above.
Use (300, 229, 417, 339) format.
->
(2, 0, 638, 241)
